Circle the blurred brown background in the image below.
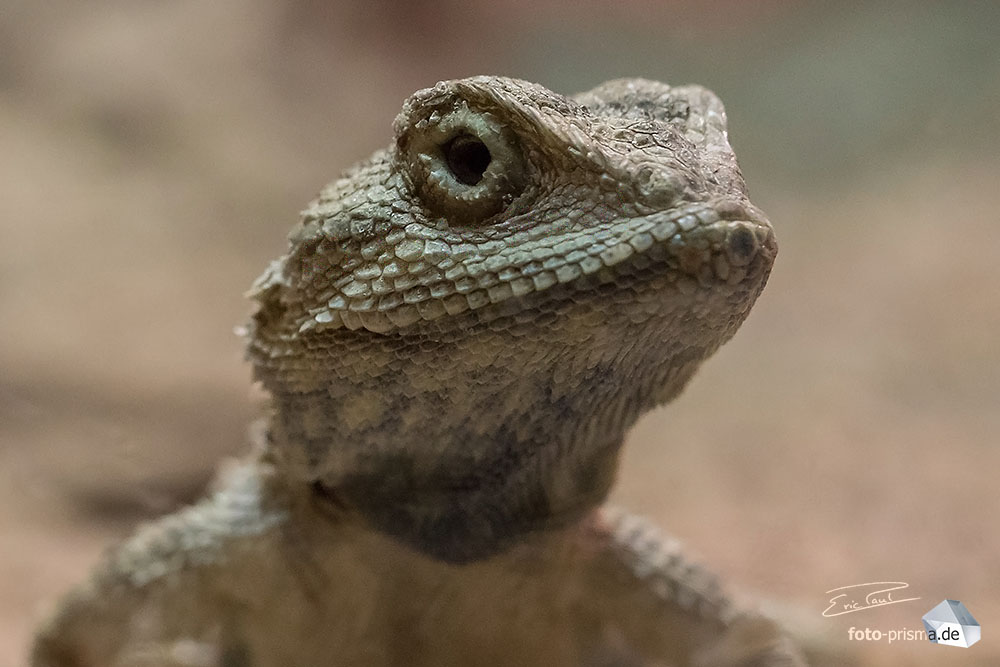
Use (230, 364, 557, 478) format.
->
(2, 1, 998, 665)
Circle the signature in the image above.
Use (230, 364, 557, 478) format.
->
(822, 582, 920, 617)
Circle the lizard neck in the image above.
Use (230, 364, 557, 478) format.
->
(261, 364, 651, 563)
(305, 436, 621, 564)
(266, 415, 626, 564)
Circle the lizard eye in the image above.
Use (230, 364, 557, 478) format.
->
(397, 104, 528, 223)
(442, 134, 491, 186)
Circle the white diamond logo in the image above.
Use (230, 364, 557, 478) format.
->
(922, 599, 981, 648)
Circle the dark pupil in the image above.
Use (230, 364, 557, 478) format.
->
(443, 134, 491, 186)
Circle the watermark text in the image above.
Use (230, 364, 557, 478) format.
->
(823, 581, 920, 617)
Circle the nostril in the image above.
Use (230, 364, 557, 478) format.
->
(726, 225, 757, 266)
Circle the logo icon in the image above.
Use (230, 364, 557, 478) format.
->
(922, 599, 980, 648)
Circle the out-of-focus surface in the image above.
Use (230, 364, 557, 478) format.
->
(3, 1, 998, 664)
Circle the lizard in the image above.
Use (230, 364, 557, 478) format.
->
(32, 76, 803, 667)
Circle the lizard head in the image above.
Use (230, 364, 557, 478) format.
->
(247, 76, 776, 562)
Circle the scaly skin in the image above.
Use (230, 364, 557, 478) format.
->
(33, 77, 802, 666)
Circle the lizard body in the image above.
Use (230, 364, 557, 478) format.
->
(33, 76, 802, 666)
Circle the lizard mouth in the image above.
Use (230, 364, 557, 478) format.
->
(286, 198, 775, 337)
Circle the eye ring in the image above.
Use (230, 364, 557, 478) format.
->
(397, 103, 528, 223)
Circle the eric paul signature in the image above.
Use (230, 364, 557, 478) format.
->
(822, 582, 920, 617)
